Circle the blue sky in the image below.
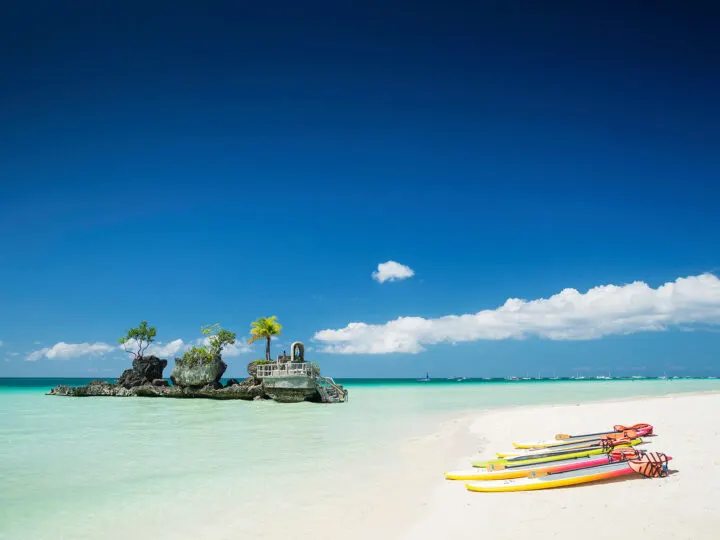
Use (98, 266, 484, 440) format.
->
(1, 1, 719, 378)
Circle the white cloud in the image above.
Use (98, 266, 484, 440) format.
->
(0, 340, 4, 347)
(25, 342, 115, 362)
(25, 349, 47, 362)
(152, 339, 186, 357)
(194, 337, 254, 357)
(223, 340, 254, 357)
(120, 338, 187, 358)
(8, 352, 20, 357)
(314, 273, 720, 354)
(25, 334, 255, 363)
(372, 260, 415, 283)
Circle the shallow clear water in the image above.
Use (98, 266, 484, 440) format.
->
(1, 378, 718, 539)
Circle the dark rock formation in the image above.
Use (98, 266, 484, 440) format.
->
(133, 355, 167, 381)
(130, 378, 266, 400)
(234, 378, 266, 400)
(47, 356, 347, 403)
(49, 379, 117, 397)
(117, 356, 168, 388)
(116, 369, 145, 388)
(170, 353, 227, 388)
(264, 387, 320, 403)
(47, 375, 342, 402)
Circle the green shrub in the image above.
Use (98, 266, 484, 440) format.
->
(179, 345, 214, 366)
(178, 324, 238, 366)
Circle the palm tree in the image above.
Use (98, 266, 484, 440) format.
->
(248, 316, 283, 362)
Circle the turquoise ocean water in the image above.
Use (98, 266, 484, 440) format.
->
(1, 377, 719, 539)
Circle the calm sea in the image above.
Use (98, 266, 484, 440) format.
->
(1, 377, 718, 539)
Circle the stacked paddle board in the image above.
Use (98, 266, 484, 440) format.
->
(444, 423, 671, 492)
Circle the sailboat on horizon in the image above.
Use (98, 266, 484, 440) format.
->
(417, 372, 431, 382)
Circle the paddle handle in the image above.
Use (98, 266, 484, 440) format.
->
(555, 424, 653, 440)
(555, 430, 610, 440)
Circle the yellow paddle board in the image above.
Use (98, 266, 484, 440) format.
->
(466, 460, 637, 492)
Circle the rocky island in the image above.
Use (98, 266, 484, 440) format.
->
(48, 318, 348, 404)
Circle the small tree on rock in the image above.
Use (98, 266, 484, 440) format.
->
(180, 323, 237, 365)
(118, 321, 157, 359)
(202, 323, 237, 357)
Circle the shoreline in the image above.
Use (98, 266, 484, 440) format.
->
(327, 389, 720, 540)
(396, 392, 720, 540)
(445, 387, 720, 418)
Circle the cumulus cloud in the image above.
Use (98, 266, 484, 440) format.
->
(314, 273, 720, 354)
(25, 342, 115, 362)
(194, 337, 254, 357)
(26, 333, 256, 362)
(223, 340, 254, 357)
(151, 339, 186, 357)
(372, 261, 415, 283)
(25, 350, 46, 362)
(118, 338, 187, 358)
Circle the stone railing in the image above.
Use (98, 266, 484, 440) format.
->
(256, 362, 313, 378)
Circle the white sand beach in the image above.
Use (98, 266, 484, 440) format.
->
(150, 391, 720, 540)
(396, 392, 720, 540)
